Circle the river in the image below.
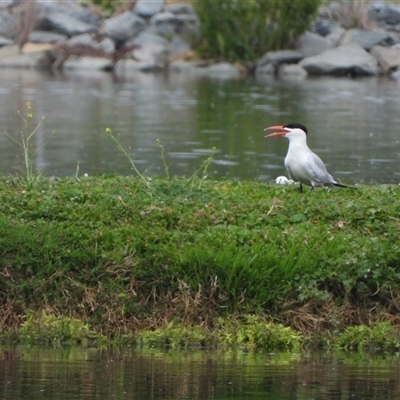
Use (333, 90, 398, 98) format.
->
(0, 346, 399, 399)
(0, 69, 399, 184)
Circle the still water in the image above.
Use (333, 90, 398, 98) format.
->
(0, 69, 399, 184)
(0, 69, 400, 184)
(1, 346, 399, 399)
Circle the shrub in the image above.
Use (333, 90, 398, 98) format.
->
(194, 0, 323, 61)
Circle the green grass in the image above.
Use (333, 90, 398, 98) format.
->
(0, 175, 400, 347)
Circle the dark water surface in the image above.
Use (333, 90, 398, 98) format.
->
(0, 69, 399, 184)
(1, 347, 399, 399)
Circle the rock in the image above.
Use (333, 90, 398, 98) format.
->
(325, 25, 346, 48)
(100, 11, 145, 43)
(68, 33, 115, 53)
(278, 64, 308, 80)
(255, 63, 275, 75)
(36, 1, 101, 26)
(0, 36, 14, 46)
(311, 19, 338, 37)
(341, 28, 397, 50)
(296, 31, 330, 57)
(299, 42, 380, 76)
(165, 3, 195, 15)
(40, 12, 97, 37)
(28, 30, 67, 43)
(63, 56, 112, 70)
(0, 50, 50, 68)
(168, 59, 201, 73)
(204, 62, 241, 78)
(368, 2, 400, 25)
(150, 11, 182, 36)
(125, 31, 169, 71)
(134, 0, 164, 18)
(257, 50, 303, 68)
(370, 44, 400, 72)
(0, 45, 19, 57)
(168, 36, 191, 60)
(0, 9, 16, 38)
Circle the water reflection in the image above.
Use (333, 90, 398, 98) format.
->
(0, 69, 399, 183)
(1, 347, 400, 399)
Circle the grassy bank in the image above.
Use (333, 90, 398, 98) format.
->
(0, 175, 400, 349)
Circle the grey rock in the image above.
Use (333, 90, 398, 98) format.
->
(257, 50, 303, 68)
(28, 30, 67, 43)
(0, 50, 49, 68)
(368, 2, 400, 25)
(0, 9, 16, 38)
(165, 3, 195, 15)
(297, 31, 330, 57)
(134, 0, 164, 18)
(325, 25, 346, 48)
(63, 56, 112, 70)
(204, 62, 241, 78)
(126, 30, 169, 70)
(101, 11, 145, 43)
(370, 44, 400, 72)
(255, 63, 275, 75)
(278, 64, 308, 80)
(299, 42, 380, 76)
(168, 36, 191, 59)
(0, 36, 14, 46)
(40, 12, 96, 37)
(311, 19, 338, 37)
(68, 33, 115, 53)
(36, 1, 101, 26)
(150, 11, 182, 36)
(341, 28, 396, 50)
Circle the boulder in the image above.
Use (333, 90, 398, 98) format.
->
(278, 64, 308, 80)
(100, 11, 145, 43)
(325, 25, 346, 48)
(165, 3, 195, 15)
(299, 42, 380, 76)
(257, 50, 303, 68)
(150, 11, 182, 36)
(39, 12, 96, 37)
(63, 56, 112, 70)
(0, 9, 16, 39)
(125, 31, 169, 71)
(370, 44, 400, 72)
(134, 0, 164, 18)
(368, 2, 400, 25)
(0, 36, 14, 46)
(341, 28, 397, 50)
(28, 30, 68, 43)
(204, 62, 241, 78)
(296, 31, 330, 57)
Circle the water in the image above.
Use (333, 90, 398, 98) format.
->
(0, 69, 399, 184)
(1, 346, 399, 399)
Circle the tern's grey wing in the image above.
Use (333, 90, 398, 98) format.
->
(307, 152, 336, 184)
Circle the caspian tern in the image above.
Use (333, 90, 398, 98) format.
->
(264, 122, 354, 192)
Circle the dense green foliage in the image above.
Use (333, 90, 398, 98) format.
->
(194, 0, 323, 61)
(0, 175, 400, 345)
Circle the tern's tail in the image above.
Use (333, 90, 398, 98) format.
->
(333, 182, 357, 189)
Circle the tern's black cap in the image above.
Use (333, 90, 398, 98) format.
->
(283, 123, 308, 135)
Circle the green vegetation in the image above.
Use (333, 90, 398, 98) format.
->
(2, 102, 53, 185)
(194, 0, 323, 61)
(0, 174, 399, 350)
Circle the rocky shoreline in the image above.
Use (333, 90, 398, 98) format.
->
(1, 0, 400, 79)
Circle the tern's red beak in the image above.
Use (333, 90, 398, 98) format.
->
(264, 125, 289, 138)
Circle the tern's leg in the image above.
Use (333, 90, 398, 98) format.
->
(299, 183, 303, 193)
